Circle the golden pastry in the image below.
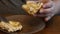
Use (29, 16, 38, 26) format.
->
(0, 21, 22, 32)
(22, 1, 43, 15)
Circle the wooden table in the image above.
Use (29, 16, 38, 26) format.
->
(34, 16, 60, 34)
(0, 16, 60, 34)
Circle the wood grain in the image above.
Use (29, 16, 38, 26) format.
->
(34, 16, 60, 34)
(0, 15, 60, 34)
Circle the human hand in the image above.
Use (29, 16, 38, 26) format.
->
(34, 0, 60, 21)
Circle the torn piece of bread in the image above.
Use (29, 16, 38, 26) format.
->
(22, 1, 43, 15)
(0, 21, 22, 32)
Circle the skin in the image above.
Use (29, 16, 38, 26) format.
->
(33, 0, 60, 21)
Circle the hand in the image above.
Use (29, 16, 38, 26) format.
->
(34, 0, 60, 21)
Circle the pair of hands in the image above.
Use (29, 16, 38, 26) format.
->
(33, 0, 60, 21)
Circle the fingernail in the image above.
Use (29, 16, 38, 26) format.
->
(45, 18, 49, 22)
(40, 10, 44, 13)
(43, 4, 47, 8)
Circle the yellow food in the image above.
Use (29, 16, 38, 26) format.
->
(0, 21, 22, 32)
(22, 1, 43, 15)
(9, 21, 20, 27)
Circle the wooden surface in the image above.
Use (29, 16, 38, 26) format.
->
(0, 15, 60, 34)
(34, 16, 60, 34)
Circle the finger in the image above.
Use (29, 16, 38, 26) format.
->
(33, 13, 46, 17)
(40, 7, 54, 13)
(45, 13, 54, 21)
(43, 1, 53, 9)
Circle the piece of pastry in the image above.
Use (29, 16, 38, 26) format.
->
(0, 21, 22, 32)
(22, 1, 43, 15)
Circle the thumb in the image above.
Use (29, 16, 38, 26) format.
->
(45, 14, 54, 21)
(45, 16, 51, 22)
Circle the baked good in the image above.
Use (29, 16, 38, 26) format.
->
(22, 1, 43, 15)
(0, 21, 22, 32)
